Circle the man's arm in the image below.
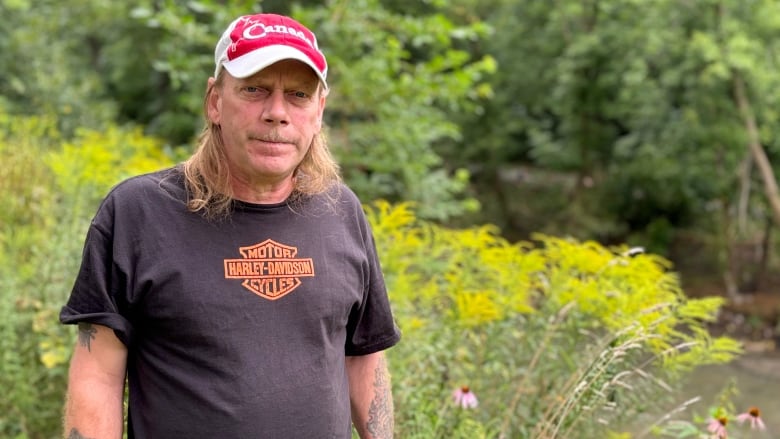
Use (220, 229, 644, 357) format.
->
(63, 323, 128, 439)
(346, 351, 394, 439)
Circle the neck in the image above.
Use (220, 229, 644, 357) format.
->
(230, 177, 295, 204)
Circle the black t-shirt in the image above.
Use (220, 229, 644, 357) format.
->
(60, 167, 401, 438)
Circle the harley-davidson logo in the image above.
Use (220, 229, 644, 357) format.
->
(224, 239, 315, 300)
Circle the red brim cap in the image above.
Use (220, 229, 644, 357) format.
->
(214, 14, 328, 88)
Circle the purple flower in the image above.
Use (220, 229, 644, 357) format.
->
(452, 386, 478, 409)
(736, 407, 766, 431)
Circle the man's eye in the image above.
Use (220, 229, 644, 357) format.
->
(291, 91, 308, 99)
(243, 86, 270, 95)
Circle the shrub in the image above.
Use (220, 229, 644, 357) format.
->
(367, 201, 742, 438)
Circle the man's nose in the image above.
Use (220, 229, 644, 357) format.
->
(262, 91, 289, 125)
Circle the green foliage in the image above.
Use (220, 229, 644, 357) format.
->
(0, 0, 118, 134)
(368, 202, 742, 438)
(447, 0, 780, 263)
(1, 0, 261, 142)
(119, 0, 262, 143)
(1, 0, 492, 219)
(296, 0, 493, 219)
(0, 110, 175, 438)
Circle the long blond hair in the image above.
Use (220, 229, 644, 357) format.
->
(182, 72, 341, 219)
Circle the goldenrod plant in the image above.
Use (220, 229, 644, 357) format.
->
(367, 201, 744, 439)
(0, 111, 175, 438)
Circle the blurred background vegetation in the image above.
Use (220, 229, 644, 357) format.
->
(2, 0, 779, 437)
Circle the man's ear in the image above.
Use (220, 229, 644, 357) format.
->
(206, 77, 221, 125)
(316, 92, 327, 130)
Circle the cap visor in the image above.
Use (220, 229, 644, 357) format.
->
(222, 46, 327, 87)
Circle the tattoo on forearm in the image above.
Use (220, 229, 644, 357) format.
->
(67, 428, 96, 439)
(366, 356, 394, 438)
(77, 323, 97, 352)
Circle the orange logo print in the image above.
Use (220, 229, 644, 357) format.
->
(224, 239, 315, 300)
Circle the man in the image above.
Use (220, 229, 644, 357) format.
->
(60, 13, 400, 439)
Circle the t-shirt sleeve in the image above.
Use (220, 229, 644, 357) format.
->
(344, 205, 401, 356)
(59, 201, 134, 347)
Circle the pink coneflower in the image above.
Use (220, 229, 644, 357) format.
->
(706, 415, 728, 438)
(452, 386, 478, 409)
(736, 407, 766, 430)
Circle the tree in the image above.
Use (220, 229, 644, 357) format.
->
(0, 0, 118, 133)
(443, 0, 780, 292)
(296, 0, 494, 219)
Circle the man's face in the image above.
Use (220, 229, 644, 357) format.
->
(207, 59, 326, 197)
